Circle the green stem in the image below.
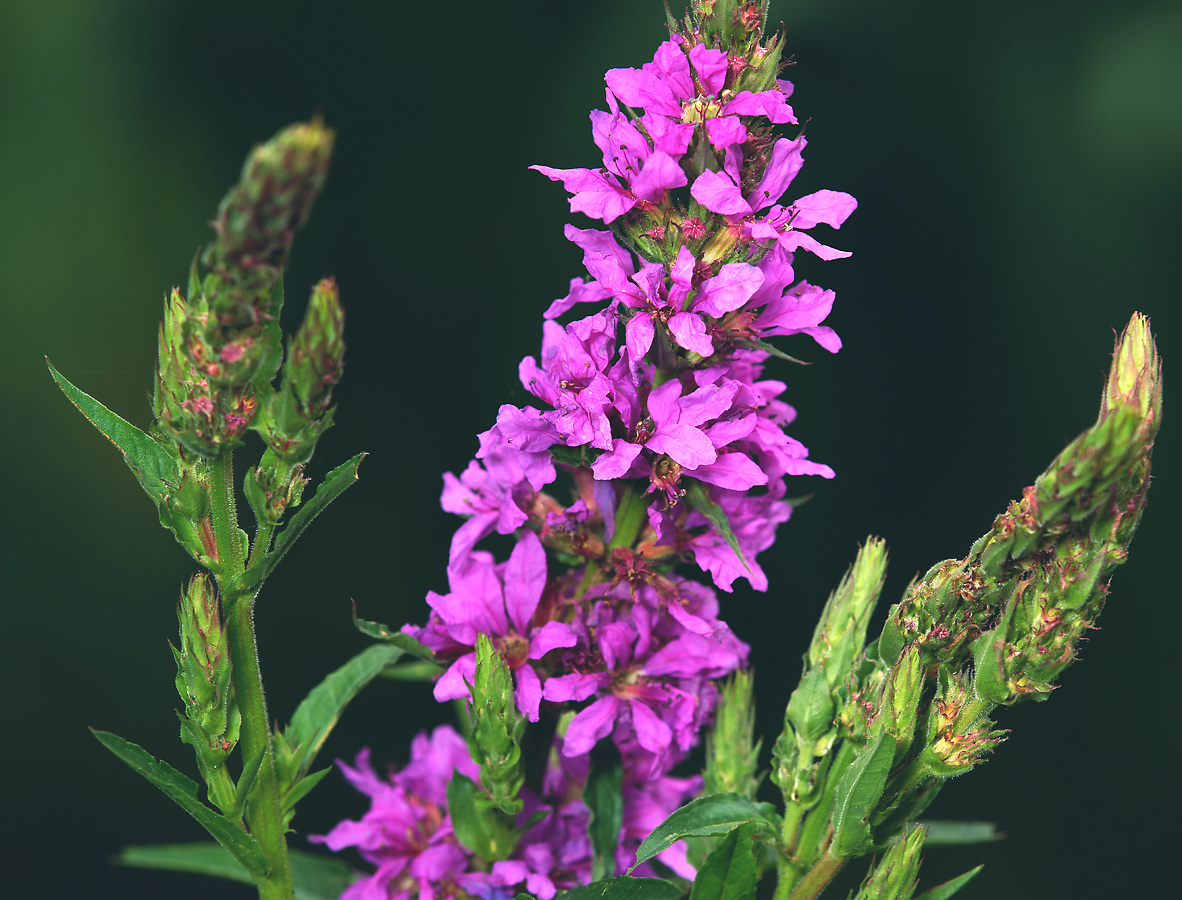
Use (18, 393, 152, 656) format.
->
(785, 853, 847, 900)
(212, 451, 294, 899)
(209, 451, 243, 576)
(608, 485, 646, 551)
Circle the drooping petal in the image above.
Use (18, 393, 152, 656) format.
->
(529, 620, 579, 659)
(746, 137, 806, 212)
(691, 263, 765, 316)
(667, 311, 714, 356)
(563, 696, 620, 756)
(790, 189, 859, 230)
(688, 44, 729, 95)
(530, 166, 636, 223)
(591, 438, 644, 480)
(433, 653, 477, 702)
(704, 115, 747, 150)
(721, 88, 797, 124)
(689, 452, 769, 490)
(776, 229, 852, 260)
(514, 664, 543, 722)
(630, 150, 689, 201)
(505, 530, 547, 633)
(630, 699, 674, 753)
(690, 169, 750, 216)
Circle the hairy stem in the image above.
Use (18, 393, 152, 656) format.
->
(785, 853, 846, 900)
(213, 452, 294, 899)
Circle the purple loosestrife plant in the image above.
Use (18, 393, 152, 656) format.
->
(57, 3, 1160, 900)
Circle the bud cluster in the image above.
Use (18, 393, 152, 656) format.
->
(172, 574, 240, 810)
(153, 121, 336, 458)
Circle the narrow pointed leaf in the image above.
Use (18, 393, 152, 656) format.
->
(689, 822, 757, 900)
(91, 730, 269, 879)
(283, 766, 333, 813)
(47, 359, 179, 496)
(913, 865, 984, 900)
(351, 605, 438, 661)
(587, 759, 624, 880)
(378, 659, 444, 681)
(258, 453, 366, 583)
(830, 731, 895, 858)
(556, 876, 684, 900)
(284, 643, 403, 777)
(919, 821, 1002, 846)
(736, 338, 810, 365)
(684, 481, 751, 574)
(229, 748, 266, 820)
(117, 842, 354, 900)
(634, 793, 772, 868)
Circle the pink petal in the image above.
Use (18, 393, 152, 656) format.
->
(721, 89, 797, 124)
(688, 44, 729, 95)
(543, 672, 606, 703)
(563, 696, 620, 756)
(647, 422, 718, 468)
(667, 311, 714, 356)
(777, 230, 852, 260)
(591, 439, 644, 480)
(433, 653, 477, 702)
(505, 530, 547, 633)
(514, 664, 543, 722)
(528, 620, 579, 659)
(790, 189, 858, 229)
(690, 169, 750, 216)
(746, 137, 806, 212)
(630, 150, 688, 202)
(630, 699, 674, 753)
(689, 452, 769, 490)
(705, 115, 747, 149)
(692, 263, 765, 316)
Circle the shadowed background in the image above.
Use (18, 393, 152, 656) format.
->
(1, 0, 1178, 896)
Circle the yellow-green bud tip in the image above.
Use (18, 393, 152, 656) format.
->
(1103, 312, 1161, 433)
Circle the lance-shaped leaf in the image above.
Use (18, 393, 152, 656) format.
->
(279, 643, 404, 785)
(241, 452, 365, 590)
(586, 754, 624, 880)
(447, 771, 516, 861)
(117, 842, 353, 900)
(351, 605, 438, 661)
(912, 865, 984, 900)
(830, 731, 895, 858)
(918, 821, 1002, 846)
(48, 360, 180, 501)
(634, 793, 775, 868)
(688, 822, 758, 900)
(91, 729, 269, 880)
(685, 480, 751, 575)
(555, 876, 684, 900)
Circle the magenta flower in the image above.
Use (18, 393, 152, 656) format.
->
(309, 728, 491, 900)
(407, 531, 577, 722)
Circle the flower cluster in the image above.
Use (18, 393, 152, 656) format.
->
(318, 5, 854, 896)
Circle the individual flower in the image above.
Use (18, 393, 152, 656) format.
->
(309, 727, 492, 900)
(406, 531, 578, 722)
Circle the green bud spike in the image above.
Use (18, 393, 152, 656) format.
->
(466, 634, 526, 817)
(173, 574, 239, 813)
(913, 669, 1004, 781)
(807, 538, 887, 688)
(202, 120, 334, 334)
(704, 670, 762, 799)
(880, 644, 923, 764)
(851, 825, 926, 900)
(253, 277, 345, 465)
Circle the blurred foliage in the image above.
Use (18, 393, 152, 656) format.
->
(1, 0, 1177, 897)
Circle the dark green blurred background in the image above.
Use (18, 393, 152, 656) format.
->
(2, 0, 1178, 896)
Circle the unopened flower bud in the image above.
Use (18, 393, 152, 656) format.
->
(173, 574, 240, 773)
(917, 670, 1004, 778)
(851, 824, 926, 900)
(466, 633, 525, 815)
(704, 670, 761, 798)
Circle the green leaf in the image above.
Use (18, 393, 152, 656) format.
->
(228, 747, 266, 820)
(351, 606, 438, 660)
(253, 278, 287, 390)
(919, 821, 1002, 846)
(587, 759, 624, 880)
(91, 730, 270, 880)
(448, 771, 515, 861)
(830, 731, 895, 858)
(684, 481, 751, 575)
(47, 359, 179, 498)
(634, 793, 772, 869)
(556, 876, 684, 900)
(283, 643, 404, 778)
(735, 338, 810, 366)
(688, 823, 758, 900)
(913, 865, 984, 900)
(258, 453, 366, 584)
(378, 659, 444, 681)
(283, 767, 333, 814)
(117, 842, 354, 900)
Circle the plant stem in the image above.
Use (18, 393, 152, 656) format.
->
(785, 853, 846, 900)
(212, 451, 295, 900)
